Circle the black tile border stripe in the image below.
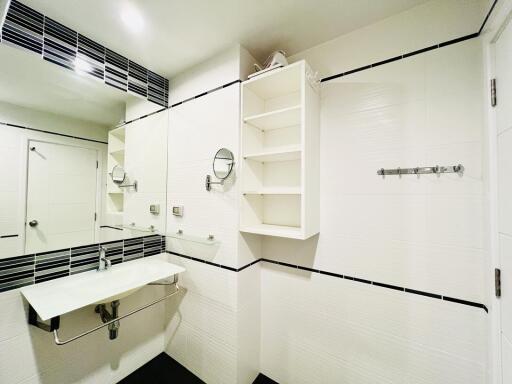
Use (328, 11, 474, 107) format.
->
(0, 234, 19, 238)
(479, 0, 498, 35)
(320, 32, 479, 83)
(116, 79, 242, 128)
(320, 0, 498, 83)
(167, 251, 488, 313)
(0, 121, 108, 144)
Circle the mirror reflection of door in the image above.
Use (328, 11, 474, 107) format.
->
(25, 140, 99, 254)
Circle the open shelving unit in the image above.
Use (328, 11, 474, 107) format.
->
(240, 60, 320, 240)
(107, 126, 126, 215)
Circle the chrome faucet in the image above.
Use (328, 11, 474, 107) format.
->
(97, 245, 111, 271)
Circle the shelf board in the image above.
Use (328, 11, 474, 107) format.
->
(243, 61, 302, 100)
(109, 126, 126, 140)
(244, 105, 301, 131)
(109, 149, 125, 156)
(240, 224, 303, 239)
(243, 146, 301, 162)
(108, 191, 124, 195)
(243, 187, 301, 195)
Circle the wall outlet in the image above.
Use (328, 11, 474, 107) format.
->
(172, 206, 184, 217)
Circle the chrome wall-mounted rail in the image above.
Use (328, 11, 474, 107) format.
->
(29, 275, 181, 346)
(377, 164, 464, 176)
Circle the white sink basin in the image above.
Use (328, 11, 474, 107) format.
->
(20, 254, 185, 321)
(94, 288, 143, 305)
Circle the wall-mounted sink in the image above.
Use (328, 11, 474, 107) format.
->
(21, 255, 185, 321)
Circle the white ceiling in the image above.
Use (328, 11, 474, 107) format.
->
(0, 43, 134, 126)
(21, 0, 430, 79)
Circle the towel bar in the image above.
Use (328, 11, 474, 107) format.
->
(29, 277, 181, 346)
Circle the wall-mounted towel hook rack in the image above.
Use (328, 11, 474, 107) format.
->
(377, 164, 464, 177)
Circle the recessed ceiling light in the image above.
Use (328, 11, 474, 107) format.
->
(121, 5, 144, 33)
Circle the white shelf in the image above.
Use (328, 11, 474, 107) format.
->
(244, 146, 301, 162)
(243, 187, 301, 195)
(244, 105, 301, 131)
(106, 122, 125, 216)
(109, 126, 126, 140)
(243, 61, 302, 100)
(240, 60, 319, 240)
(240, 224, 303, 239)
(109, 149, 125, 157)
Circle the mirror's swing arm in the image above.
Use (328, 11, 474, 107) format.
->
(205, 175, 224, 191)
(27, 275, 180, 345)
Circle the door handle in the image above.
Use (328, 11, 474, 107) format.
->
(29, 220, 38, 227)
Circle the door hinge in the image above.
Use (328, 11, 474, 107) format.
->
(495, 268, 501, 298)
(94, 213, 97, 221)
(96, 161, 99, 169)
(491, 78, 497, 107)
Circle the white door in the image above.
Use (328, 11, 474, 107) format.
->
(496, 14, 512, 383)
(25, 140, 98, 253)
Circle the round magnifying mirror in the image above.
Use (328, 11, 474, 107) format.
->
(111, 165, 126, 184)
(213, 148, 234, 180)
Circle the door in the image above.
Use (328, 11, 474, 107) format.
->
(496, 14, 512, 383)
(25, 140, 98, 253)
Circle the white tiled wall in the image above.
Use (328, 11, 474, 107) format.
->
(265, 39, 486, 302)
(163, 254, 260, 384)
(288, 0, 487, 78)
(123, 110, 168, 233)
(166, 81, 259, 269)
(164, 47, 260, 383)
(167, 85, 241, 267)
(0, 100, 109, 142)
(0, 284, 168, 384)
(258, 5, 489, 383)
(170, 45, 257, 105)
(162, 1, 489, 382)
(260, 263, 487, 384)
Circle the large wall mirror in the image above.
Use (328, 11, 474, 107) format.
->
(0, 41, 168, 258)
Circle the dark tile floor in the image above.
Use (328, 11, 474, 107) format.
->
(253, 373, 279, 384)
(118, 353, 203, 384)
(118, 353, 279, 384)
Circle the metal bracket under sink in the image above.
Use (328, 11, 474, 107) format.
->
(27, 274, 181, 345)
